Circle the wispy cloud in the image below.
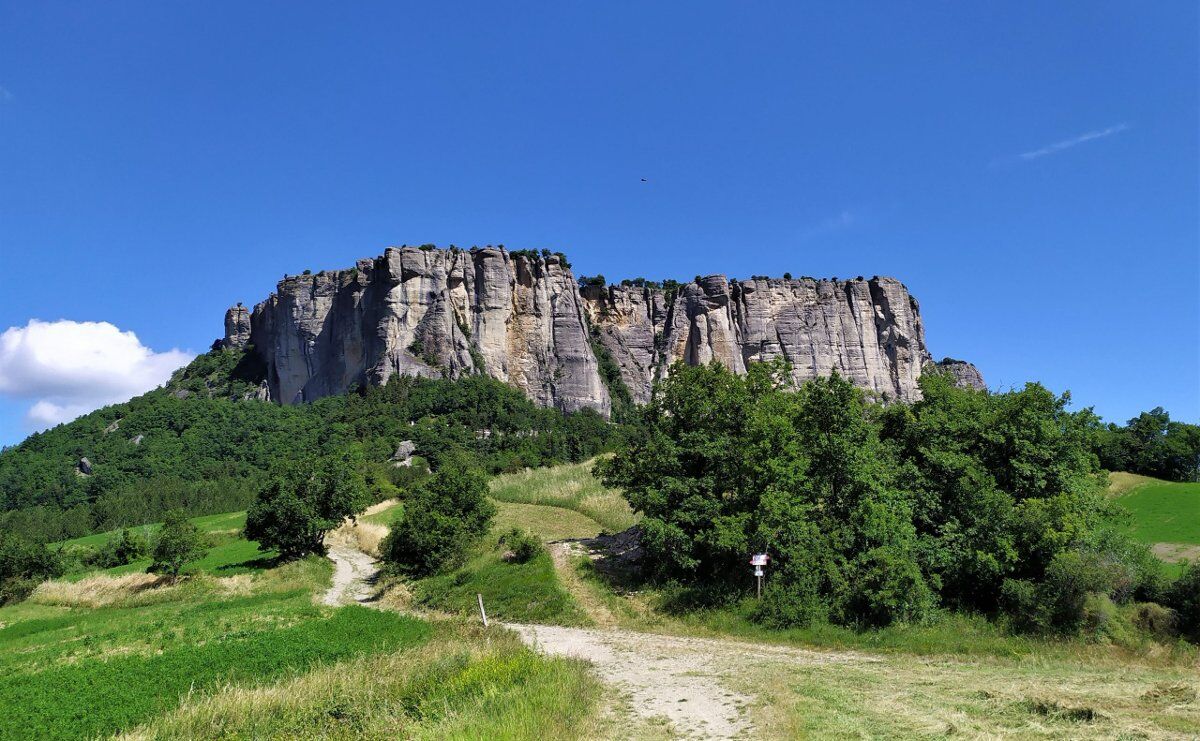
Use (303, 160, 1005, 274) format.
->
(799, 209, 855, 241)
(0, 86, 12, 103)
(1016, 123, 1129, 161)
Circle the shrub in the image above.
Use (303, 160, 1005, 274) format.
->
(842, 547, 934, 627)
(1131, 602, 1177, 641)
(381, 459, 495, 576)
(999, 578, 1043, 633)
(1166, 562, 1200, 640)
(1041, 550, 1127, 633)
(94, 528, 148, 568)
(500, 528, 543, 564)
(0, 532, 62, 604)
(149, 510, 207, 578)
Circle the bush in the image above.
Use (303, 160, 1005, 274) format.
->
(842, 547, 934, 628)
(381, 460, 495, 576)
(1166, 563, 1200, 640)
(999, 578, 1043, 633)
(1041, 550, 1128, 633)
(93, 528, 148, 569)
(501, 528, 544, 564)
(0, 532, 62, 604)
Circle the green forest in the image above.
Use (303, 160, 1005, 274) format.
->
(0, 347, 615, 544)
(599, 361, 1200, 639)
(1, 345, 1198, 642)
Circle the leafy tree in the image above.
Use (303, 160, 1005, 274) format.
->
(381, 457, 495, 576)
(149, 510, 207, 578)
(1167, 563, 1200, 640)
(244, 450, 369, 560)
(1096, 407, 1200, 482)
(0, 532, 62, 604)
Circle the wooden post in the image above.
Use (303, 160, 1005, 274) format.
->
(757, 573, 762, 599)
(477, 593, 489, 627)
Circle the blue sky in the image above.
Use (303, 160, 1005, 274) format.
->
(0, 1, 1197, 444)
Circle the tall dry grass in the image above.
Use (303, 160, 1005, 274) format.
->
(30, 573, 172, 608)
(325, 515, 391, 558)
(489, 459, 638, 533)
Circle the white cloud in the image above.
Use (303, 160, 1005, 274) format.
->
(1016, 123, 1129, 161)
(0, 319, 194, 429)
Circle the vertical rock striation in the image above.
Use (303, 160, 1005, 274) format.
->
(582, 275, 935, 404)
(240, 247, 609, 414)
(225, 247, 981, 415)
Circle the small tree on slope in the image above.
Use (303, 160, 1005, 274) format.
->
(150, 510, 207, 579)
(245, 450, 369, 560)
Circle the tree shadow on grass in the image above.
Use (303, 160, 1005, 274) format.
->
(215, 555, 282, 573)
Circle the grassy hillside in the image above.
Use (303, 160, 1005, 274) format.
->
(0, 356, 618, 543)
(1110, 474, 1200, 567)
(1113, 478, 1200, 544)
(54, 510, 275, 581)
(488, 458, 637, 533)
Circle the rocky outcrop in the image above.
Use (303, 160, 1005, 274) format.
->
(584, 275, 934, 403)
(239, 247, 609, 414)
(226, 246, 980, 414)
(222, 305, 251, 349)
(391, 440, 416, 467)
(932, 358, 987, 391)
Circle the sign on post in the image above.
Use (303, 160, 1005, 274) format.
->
(750, 553, 769, 598)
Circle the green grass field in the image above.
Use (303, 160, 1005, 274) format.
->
(1114, 478, 1200, 546)
(0, 544, 601, 739)
(412, 532, 590, 626)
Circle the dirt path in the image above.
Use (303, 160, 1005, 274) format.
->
(507, 622, 869, 739)
(322, 546, 379, 606)
(506, 541, 869, 739)
(550, 541, 619, 626)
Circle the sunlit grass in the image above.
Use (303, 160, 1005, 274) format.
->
(489, 458, 637, 533)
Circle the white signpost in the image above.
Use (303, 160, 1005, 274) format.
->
(750, 553, 769, 598)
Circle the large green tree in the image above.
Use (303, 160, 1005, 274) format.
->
(244, 450, 369, 560)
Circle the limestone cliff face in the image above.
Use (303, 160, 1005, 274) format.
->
(244, 247, 609, 414)
(227, 247, 980, 414)
(582, 275, 932, 404)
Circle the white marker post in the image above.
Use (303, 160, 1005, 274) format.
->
(750, 553, 769, 598)
(477, 593, 489, 627)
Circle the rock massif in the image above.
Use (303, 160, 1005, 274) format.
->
(224, 246, 982, 415)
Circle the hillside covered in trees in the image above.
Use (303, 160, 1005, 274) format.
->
(0, 347, 615, 542)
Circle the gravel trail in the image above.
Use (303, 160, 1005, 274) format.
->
(322, 546, 379, 606)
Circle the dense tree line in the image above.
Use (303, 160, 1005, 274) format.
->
(600, 361, 1188, 635)
(0, 349, 617, 543)
(1096, 407, 1200, 482)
